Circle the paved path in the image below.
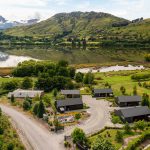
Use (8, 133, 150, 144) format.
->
(0, 95, 112, 150)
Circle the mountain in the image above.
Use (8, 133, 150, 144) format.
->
(4, 12, 150, 45)
(5, 11, 129, 37)
(0, 16, 7, 23)
(0, 16, 39, 30)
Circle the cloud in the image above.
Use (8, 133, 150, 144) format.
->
(0, 0, 149, 21)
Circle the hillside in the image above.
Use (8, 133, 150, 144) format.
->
(5, 11, 129, 38)
(109, 19, 150, 41)
(3, 12, 150, 48)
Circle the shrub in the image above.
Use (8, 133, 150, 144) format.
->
(134, 120, 147, 131)
(141, 93, 150, 107)
(120, 86, 126, 95)
(131, 72, 150, 81)
(115, 131, 123, 143)
(144, 54, 150, 62)
(111, 114, 123, 124)
(75, 113, 81, 120)
(124, 122, 131, 134)
(23, 100, 31, 111)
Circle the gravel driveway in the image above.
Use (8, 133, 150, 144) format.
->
(0, 96, 112, 150)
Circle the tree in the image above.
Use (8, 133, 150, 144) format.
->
(142, 93, 150, 107)
(120, 86, 126, 95)
(2, 80, 18, 91)
(23, 100, 31, 111)
(10, 95, 15, 103)
(69, 67, 76, 79)
(53, 89, 58, 97)
(133, 85, 137, 95)
(37, 100, 45, 118)
(71, 128, 87, 144)
(33, 102, 39, 115)
(22, 77, 33, 89)
(124, 122, 131, 134)
(75, 72, 84, 83)
(115, 131, 123, 143)
(58, 60, 69, 67)
(91, 135, 115, 150)
(83, 73, 94, 84)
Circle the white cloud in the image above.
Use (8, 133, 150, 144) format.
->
(0, 0, 149, 21)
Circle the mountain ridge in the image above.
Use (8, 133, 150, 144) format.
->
(3, 11, 150, 45)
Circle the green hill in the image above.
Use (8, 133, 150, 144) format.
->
(5, 11, 129, 38)
(3, 12, 150, 47)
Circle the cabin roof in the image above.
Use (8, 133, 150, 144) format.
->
(61, 90, 80, 95)
(116, 106, 150, 118)
(117, 96, 142, 103)
(8, 89, 44, 98)
(93, 88, 113, 94)
(56, 98, 83, 108)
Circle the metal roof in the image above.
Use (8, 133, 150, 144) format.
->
(117, 106, 150, 118)
(61, 90, 80, 95)
(93, 88, 113, 94)
(56, 98, 83, 108)
(117, 96, 142, 103)
(8, 89, 44, 98)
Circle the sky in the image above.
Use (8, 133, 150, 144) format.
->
(0, 0, 149, 21)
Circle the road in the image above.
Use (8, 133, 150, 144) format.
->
(0, 104, 65, 150)
(0, 95, 112, 150)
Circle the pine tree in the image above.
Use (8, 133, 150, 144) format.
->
(37, 100, 45, 118)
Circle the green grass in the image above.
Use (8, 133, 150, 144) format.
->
(94, 70, 150, 97)
(89, 129, 139, 150)
(0, 114, 25, 149)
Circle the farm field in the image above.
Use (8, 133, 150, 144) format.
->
(94, 69, 150, 97)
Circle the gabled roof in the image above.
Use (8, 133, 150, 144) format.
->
(61, 90, 80, 95)
(93, 88, 113, 94)
(56, 98, 83, 108)
(117, 96, 142, 103)
(116, 106, 150, 118)
(8, 89, 44, 98)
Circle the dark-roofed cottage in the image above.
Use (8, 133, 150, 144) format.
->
(55, 98, 83, 113)
(61, 90, 80, 98)
(115, 106, 150, 123)
(116, 96, 141, 107)
(93, 88, 113, 98)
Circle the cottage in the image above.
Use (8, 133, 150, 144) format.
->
(115, 106, 150, 123)
(55, 98, 83, 113)
(8, 89, 44, 99)
(116, 96, 141, 107)
(61, 90, 80, 98)
(93, 88, 113, 97)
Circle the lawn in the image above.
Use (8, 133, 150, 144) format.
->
(94, 69, 150, 97)
(89, 128, 141, 150)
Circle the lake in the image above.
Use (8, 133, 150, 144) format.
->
(0, 45, 149, 68)
(0, 51, 37, 67)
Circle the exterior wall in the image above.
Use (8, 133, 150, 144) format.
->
(94, 93, 112, 97)
(119, 102, 140, 107)
(58, 104, 83, 112)
(65, 94, 80, 98)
